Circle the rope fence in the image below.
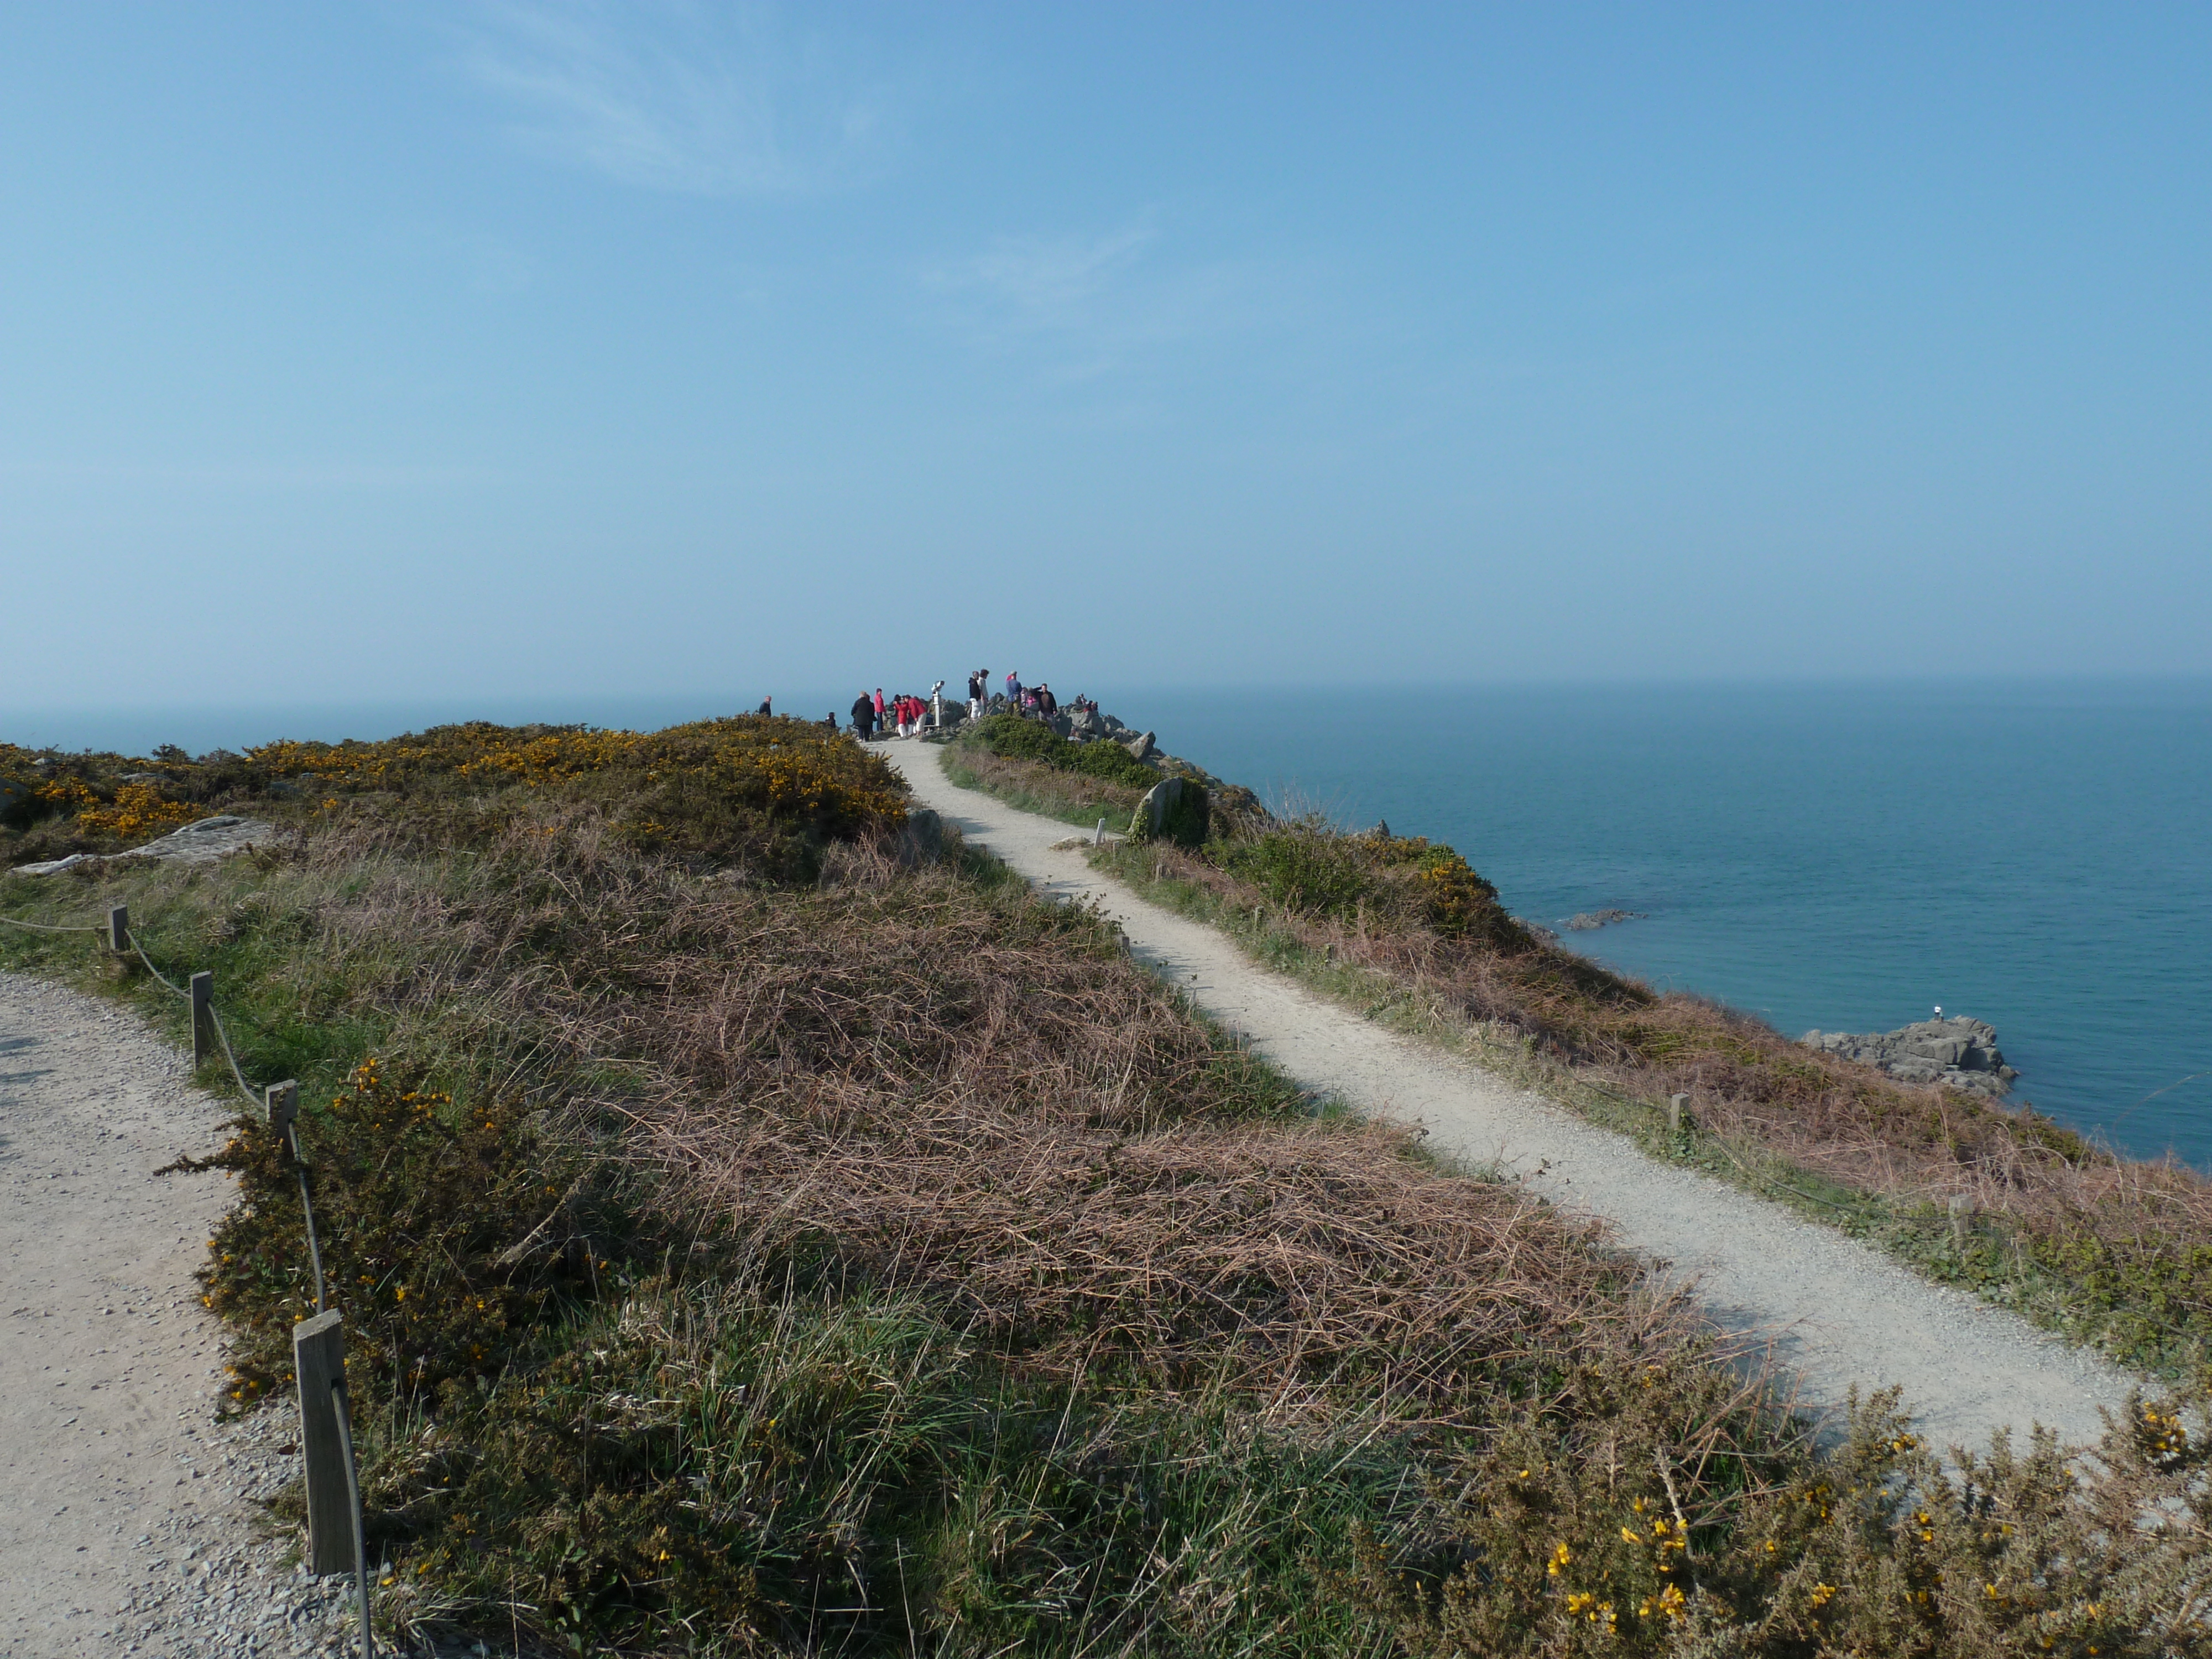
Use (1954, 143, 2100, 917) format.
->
(0, 912, 106, 934)
(2, 899, 374, 1658)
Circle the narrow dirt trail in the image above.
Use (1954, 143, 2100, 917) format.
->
(881, 739, 2140, 1451)
(1, 970, 352, 1657)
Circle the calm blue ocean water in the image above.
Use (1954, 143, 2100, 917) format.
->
(1107, 681, 2212, 1170)
(9, 680, 2209, 1167)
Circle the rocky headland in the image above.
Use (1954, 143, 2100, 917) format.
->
(1802, 1016, 2019, 1097)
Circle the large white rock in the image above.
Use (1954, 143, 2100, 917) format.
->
(9, 815, 277, 877)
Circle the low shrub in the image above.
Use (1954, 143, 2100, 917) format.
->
(1220, 819, 1378, 916)
(170, 1058, 603, 1412)
(966, 712, 1159, 790)
(4, 715, 907, 882)
(1220, 822, 1532, 950)
(1364, 1376, 2212, 1657)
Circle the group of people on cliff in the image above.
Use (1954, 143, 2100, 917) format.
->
(844, 685, 943, 740)
(967, 670, 1096, 724)
(756, 670, 1096, 741)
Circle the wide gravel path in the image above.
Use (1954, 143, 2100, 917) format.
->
(883, 738, 2140, 1451)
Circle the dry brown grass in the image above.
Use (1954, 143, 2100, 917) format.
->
(1097, 823, 2212, 1366)
(656, 1100, 1679, 1417)
(267, 809, 1702, 1423)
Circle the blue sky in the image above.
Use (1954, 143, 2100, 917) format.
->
(4, 2, 2209, 712)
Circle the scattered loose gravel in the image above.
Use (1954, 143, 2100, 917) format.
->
(0, 971, 373, 1657)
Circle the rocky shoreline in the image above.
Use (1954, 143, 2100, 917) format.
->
(1802, 1016, 2019, 1098)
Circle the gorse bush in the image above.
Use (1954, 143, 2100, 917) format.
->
(0, 744, 202, 857)
(257, 716, 905, 873)
(173, 1058, 601, 1412)
(965, 712, 1160, 789)
(1365, 1375, 2212, 1656)
(1221, 821, 1533, 950)
(3, 715, 907, 882)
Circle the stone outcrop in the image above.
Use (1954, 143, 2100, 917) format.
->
(1565, 909, 1646, 931)
(1802, 1016, 2019, 1097)
(9, 815, 277, 878)
(1124, 731, 1157, 762)
(1130, 776, 1208, 847)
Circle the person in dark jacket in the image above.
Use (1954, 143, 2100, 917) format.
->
(851, 693, 876, 739)
(757, 696, 773, 716)
(1036, 684, 1057, 716)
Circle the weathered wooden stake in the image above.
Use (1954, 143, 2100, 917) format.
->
(189, 972, 214, 1066)
(1093, 817, 1107, 846)
(265, 1079, 299, 1137)
(1949, 1193, 1975, 1245)
(293, 1311, 359, 1575)
(107, 905, 129, 953)
(1667, 1093, 1691, 1133)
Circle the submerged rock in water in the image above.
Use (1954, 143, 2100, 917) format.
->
(1803, 1016, 2020, 1097)
(1564, 909, 1646, 931)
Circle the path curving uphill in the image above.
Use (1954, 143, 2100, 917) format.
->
(879, 738, 2139, 1451)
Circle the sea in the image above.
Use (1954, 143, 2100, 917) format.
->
(8, 679, 2209, 1169)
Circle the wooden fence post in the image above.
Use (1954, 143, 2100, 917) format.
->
(190, 972, 213, 1066)
(1949, 1194, 1975, 1245)
(1093, 817, 1107, 846)
(1667, 1093, 1691, 1133)
(265, 1079, 299, 1138)
(107, 905, 129, 953)
(294, 1311, 359, 1575)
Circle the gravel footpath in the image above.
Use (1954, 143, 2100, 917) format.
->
(884, 738, 2143, 1451)
(1, 969, 363, 1657)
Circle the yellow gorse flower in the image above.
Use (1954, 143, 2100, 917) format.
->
(248, 716, 905, 830)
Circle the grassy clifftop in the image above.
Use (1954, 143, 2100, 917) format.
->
(950, 718, 2212, 1380)
(4, 717, 2210, 1656)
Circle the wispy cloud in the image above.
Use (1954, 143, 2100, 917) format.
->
(927, 221, 1287, 382)
(954, 227, 1158, 327)
(458, 1, 896, 195)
